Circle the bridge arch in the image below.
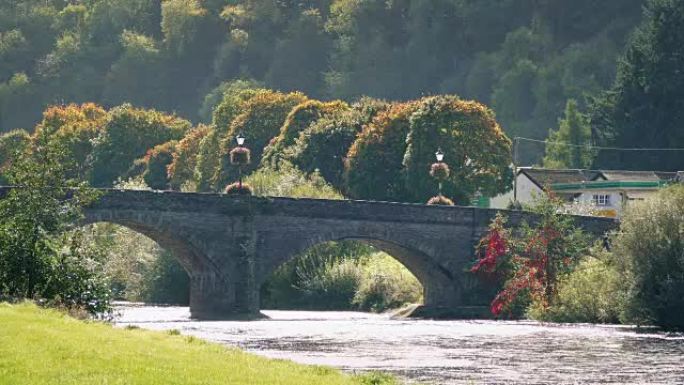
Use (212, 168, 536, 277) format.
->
(255, 224, 463, 309)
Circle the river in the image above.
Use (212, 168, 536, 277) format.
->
(115, 305, 684, 384)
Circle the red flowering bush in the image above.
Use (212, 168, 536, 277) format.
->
(430, 162, 450, 181)
(427, 195, 454, 205)
(471, 196, 590, 317)
(224, 182, 253, 195)
(229, 146, 251, 165)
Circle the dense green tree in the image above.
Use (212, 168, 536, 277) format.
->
(591, 0, 684, 171)
(0, 135, 110, 315)
(141, 140, 177, 190)
(0, 128, 30, 184)
(543, 99, 595, 169)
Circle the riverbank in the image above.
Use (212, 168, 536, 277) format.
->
(0, 303, 397, 385)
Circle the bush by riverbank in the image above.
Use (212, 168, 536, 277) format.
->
(0, 302, 398, 385)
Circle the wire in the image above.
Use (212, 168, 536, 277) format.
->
(514, 137, 684, 151)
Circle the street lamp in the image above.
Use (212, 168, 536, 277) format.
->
(236, 132, 246, 146)
(435, 148, 444, 162)
(228, 133, 251, 192)
(428, 148, 454, 206)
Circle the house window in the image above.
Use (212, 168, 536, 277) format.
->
(592, 194, 611, 206)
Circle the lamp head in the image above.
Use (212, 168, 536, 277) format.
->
(435, 148, 445, 162)
(236, 133, 246, 146)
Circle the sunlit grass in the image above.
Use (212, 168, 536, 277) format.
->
(0, 302, 398, 385)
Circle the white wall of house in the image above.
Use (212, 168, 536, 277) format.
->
(490, 173, 543, 209)
(576, 191, 622, 217)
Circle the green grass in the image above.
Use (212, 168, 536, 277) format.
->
(0, 303, 398, 385)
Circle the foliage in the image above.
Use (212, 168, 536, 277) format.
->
(141, 141, 177, 191)
(0, 0, 644, 168)
(353, 252, 423, 312)
(214, 90, 307, 187)
(0, 129, 30, 184)
(286, 100, 385, 190)
(32, 103, 108, 180)
(261, 99, 349, 167)
(591, 0, 684, 171)
(193, 127, 220, 191)
(0, 303, 398, 385)
(471, 195, 591, 318)
(0, 137, 109, 315)
(543, 99, 595, 169)
(140, 251, 190, 305)
(530, 254, 625, 323)
(89, 104, 190, 187)
(346, 96, 513, 204)
(211, 81, 266, 129)
(244, 164, 342, 200)
(224, 182, 252, 196)
(168, 124, 210, 190)
(427, 195, 454, 206)
(614, 185, 684, 329)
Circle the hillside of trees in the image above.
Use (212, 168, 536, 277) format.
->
(1, 0, 645, 153)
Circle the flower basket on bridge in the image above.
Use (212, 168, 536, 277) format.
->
(225, 182, 253, 195)
(430, 162, 450, 181)
(229, 146, 251, 166)
(427, 195, 454, 206)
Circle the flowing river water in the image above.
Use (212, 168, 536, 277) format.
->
(115, 305, 684, 384)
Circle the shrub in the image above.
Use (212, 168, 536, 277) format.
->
(471, 195, 591, 318)
(529, 255, 625, 323)
(140, 251, 190, 305)
(427, 195, 454, 206)
(224, 182, 252, 195)
(193, 128, 220, 191)
(353, 252, 422, 311)
(245, 164, 342, 199)
(616, 185, 684, 330)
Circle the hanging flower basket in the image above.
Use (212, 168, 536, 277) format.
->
(224, 182, 253, 195)
(430, 162, 450, 181)
(427, 195, 454, 206)
(230, 146, 251, 165)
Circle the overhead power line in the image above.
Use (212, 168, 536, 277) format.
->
(514, 137, 684, 152)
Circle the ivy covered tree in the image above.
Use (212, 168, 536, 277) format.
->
(89, 104, 190, 187)
(213, 90, 307, 188)
(346, 96, 513, 204)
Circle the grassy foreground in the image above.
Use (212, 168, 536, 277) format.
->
(0, 303, 396, 385)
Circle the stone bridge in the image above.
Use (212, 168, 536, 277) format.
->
(1, 188, 617, 319)
(83, 189, 618, 319)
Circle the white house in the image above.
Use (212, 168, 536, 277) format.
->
(489, 168, 681, 217)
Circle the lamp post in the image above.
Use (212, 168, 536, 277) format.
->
(428, 148, 453, 206)
(435, 148, 445, 195)
(227, 133, 251, 195)
(236, 133, 245, 189)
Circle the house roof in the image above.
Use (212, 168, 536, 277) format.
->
(518, 168, 594, 189)
(518, 167, 682, 191)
